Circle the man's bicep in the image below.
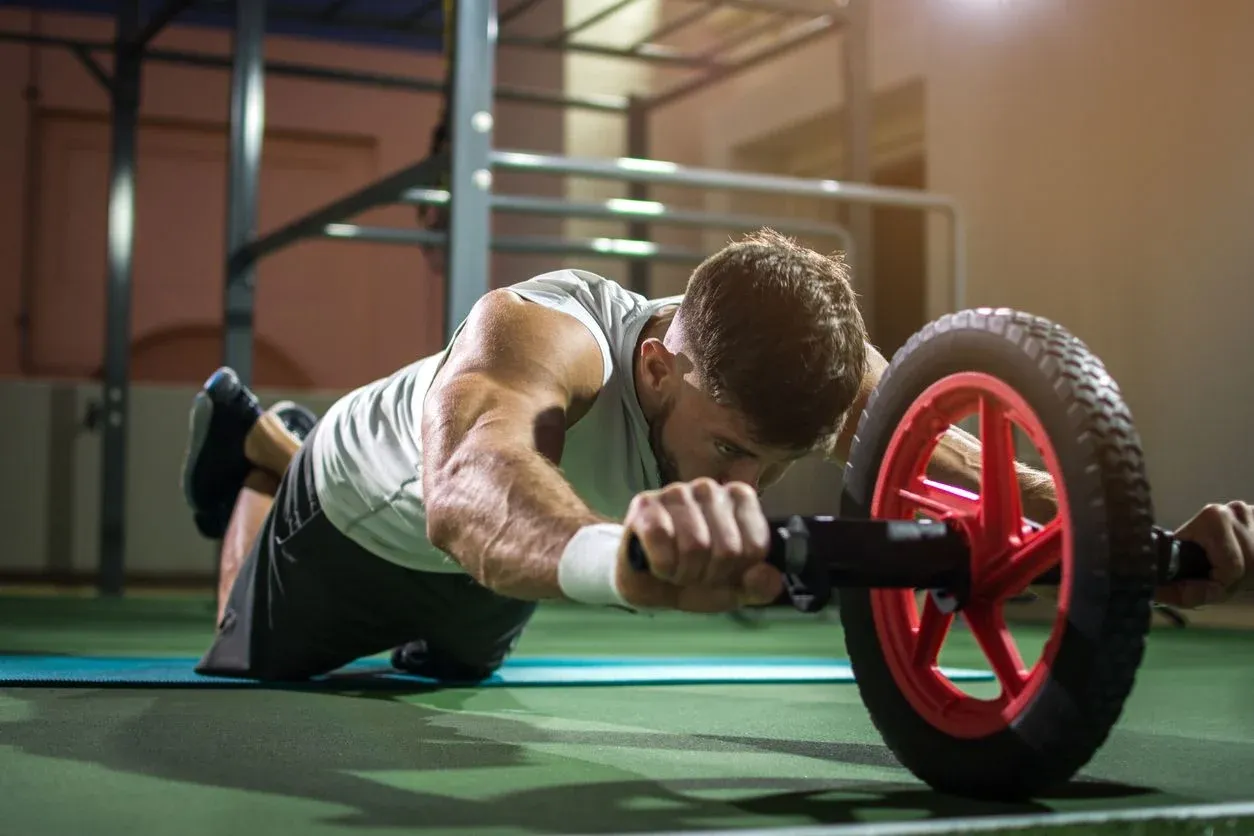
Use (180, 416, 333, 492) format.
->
(422, 289, 605, 467)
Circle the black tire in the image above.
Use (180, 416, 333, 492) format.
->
(839, 308, 1158, 800)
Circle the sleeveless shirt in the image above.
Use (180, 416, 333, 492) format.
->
(308, 269, 680, 573)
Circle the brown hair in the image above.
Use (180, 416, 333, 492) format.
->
(676, 228, 868, 453)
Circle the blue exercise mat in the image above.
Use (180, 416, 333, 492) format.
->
(0, 654, 993, 688)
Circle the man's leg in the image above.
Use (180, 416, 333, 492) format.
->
(197, 429, 491, 682)
(215, 469, 278, 624)
(389, 575, 537, 682)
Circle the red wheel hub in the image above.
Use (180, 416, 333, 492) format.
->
(870, 372, 1073, 739)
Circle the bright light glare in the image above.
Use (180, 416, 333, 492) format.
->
(605, 198, 665, 215)
(616, 157, 678, 174)
(591, 238, 658, 256)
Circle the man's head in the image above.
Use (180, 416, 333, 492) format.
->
(636, 229, 869, 491)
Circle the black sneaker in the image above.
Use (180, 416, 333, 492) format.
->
(181, 367, 263, 538)
(390, 640, 495, 684)
(192, 399, 317, 538)
(270, 400, 318, 443)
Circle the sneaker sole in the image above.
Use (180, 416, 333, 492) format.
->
(179, 368, 238, 510)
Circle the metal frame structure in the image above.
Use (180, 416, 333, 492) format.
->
(1, 0, 966, 595)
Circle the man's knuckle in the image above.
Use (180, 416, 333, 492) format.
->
(1201, 502, 1230, 522)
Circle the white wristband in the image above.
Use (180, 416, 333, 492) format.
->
(557, 523, 630, 608)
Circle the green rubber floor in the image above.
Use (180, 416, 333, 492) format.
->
(2, 593, 1253, 836)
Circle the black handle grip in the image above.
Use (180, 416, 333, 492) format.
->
(1160, 532, 1212, 583)
(629, 524, 1215, 588)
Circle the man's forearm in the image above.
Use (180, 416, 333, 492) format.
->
(929, 423, 1057, 521)
(425, 440, 606, 601)
(829, 341, 1056, 519)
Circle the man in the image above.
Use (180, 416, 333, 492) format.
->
(182, 230, 1250, 682)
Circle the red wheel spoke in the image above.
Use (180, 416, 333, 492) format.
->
(982, 519, 1065, 601)
(964, 604, 1029, 699)
(898, 478, 981, 520)
(978, 396, 1023, 551)
(912, 594, 954, 669)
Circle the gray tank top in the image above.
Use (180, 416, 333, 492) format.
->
(308, 269, 679, 573)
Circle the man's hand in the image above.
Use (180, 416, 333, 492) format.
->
(616, 478, 783, 613)
(1156, 501, 1253, 609)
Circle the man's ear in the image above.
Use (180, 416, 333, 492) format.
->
(638, 338, 676, 395)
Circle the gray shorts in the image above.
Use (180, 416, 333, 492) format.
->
(195, 427, 536, 682)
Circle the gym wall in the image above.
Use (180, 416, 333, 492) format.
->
(0, 6, 564, 390)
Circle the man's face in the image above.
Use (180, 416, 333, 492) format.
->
(647, 378, 806, 493)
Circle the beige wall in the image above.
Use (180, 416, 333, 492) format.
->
(0, 7, 563, 390)
(661, 0, 1254, 526)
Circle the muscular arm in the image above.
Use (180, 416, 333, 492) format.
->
(422, 289, 608, 600)
(827, 341, 1057, 518)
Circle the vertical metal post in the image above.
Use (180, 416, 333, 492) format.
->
(626, 96, 651, 296)
(223, 0, 266, 385)
(99, 0, 142, 597)
(842, 0, 874, 325)
(445, 0, 497, 340)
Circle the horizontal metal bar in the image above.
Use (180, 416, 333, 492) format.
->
(322, 224, 710, 262)
(149, 47, 630, 113)
(714, 0, 843, 18)
(694, 13, 783, 61)
(650, 13, 843, 109)
(131, 0, 198, 51)
(629, 2, 719, 49)
(0, 30, 92, 49)
(403, 188, 852, 241)
(261, 5, 719, 67)
(245, 154, 447, 264)
(504, 31, 719, 67)
(491, 150, 960, 212)
(550, 0, 641, 46)
(0, 30, 628, 113)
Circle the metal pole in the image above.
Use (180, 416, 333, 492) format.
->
(0, 32, 632, 115)
(223, 0, 267, 386)
(842, 0, 874, 324)
(491, 149, 957, 209)
(323, 225, 710, 262)
(100, 0, 142, 597)
(246, 155, 447, 262)
(404, 188, 854, 242)
(444, 0, 497, 340)
(492, 149, 963, 309)
(626, 96, 651, 296)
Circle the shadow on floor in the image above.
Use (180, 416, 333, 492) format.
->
(0, 686, 1175, 833)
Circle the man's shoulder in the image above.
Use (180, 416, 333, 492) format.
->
(505, 268, 684, 310)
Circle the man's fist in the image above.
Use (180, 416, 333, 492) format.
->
(616, 478, 781, 612)
(1157, 500, 1252, 608)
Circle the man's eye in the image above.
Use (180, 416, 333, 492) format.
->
(715, 441, 739, 458)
